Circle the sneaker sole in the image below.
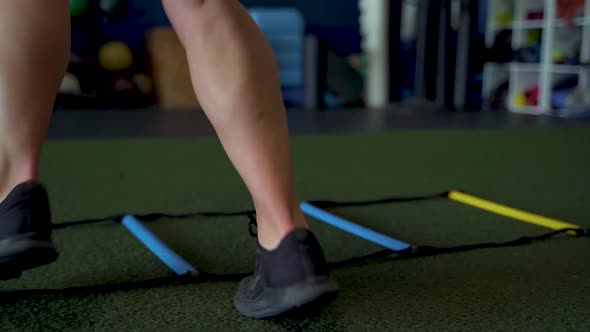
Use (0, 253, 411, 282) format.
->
(234, 276, 339, 319)
(0, 234, 58, 280)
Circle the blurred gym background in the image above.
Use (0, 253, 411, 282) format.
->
(58, 0, 590, 118)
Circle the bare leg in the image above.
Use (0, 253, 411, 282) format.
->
(163, 0, 307, 249)
(0, 0, 70, 201)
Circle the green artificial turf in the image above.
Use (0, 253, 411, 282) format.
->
(1, 126, 590, 331)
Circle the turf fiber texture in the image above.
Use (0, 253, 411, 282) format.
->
(1, 126, 590, 331)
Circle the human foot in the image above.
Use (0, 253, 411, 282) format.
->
(0, 181, 57, 280)
(234, 228, 338, 318)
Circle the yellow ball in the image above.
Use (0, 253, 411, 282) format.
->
(513, 93, 528, 106)
(526, 30, 541, 44)
(132, 73, 153, 94)
(99, 41, 133, 71)
(59, 73, 82, 94)
(495, 10, 513, 25)
(552, 49, 565, 63)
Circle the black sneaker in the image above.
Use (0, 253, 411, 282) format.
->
(0, 181, 58, 280)
(234, 229, 338, 318)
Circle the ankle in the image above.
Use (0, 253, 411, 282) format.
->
(0, 157, 37, 202)
(256, 203, 309, 250)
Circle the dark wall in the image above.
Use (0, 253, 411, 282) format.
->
(130, 0, 359, 27)
(240, 0, 359, 27)
(128, 0, 362, 54)
(243, 0, 362, 54)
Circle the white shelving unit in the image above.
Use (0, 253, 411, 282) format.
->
(359, 0, 390, 108)
(483, 0, 590, 116)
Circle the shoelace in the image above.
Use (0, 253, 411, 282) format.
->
(247, 212, 257, 238)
